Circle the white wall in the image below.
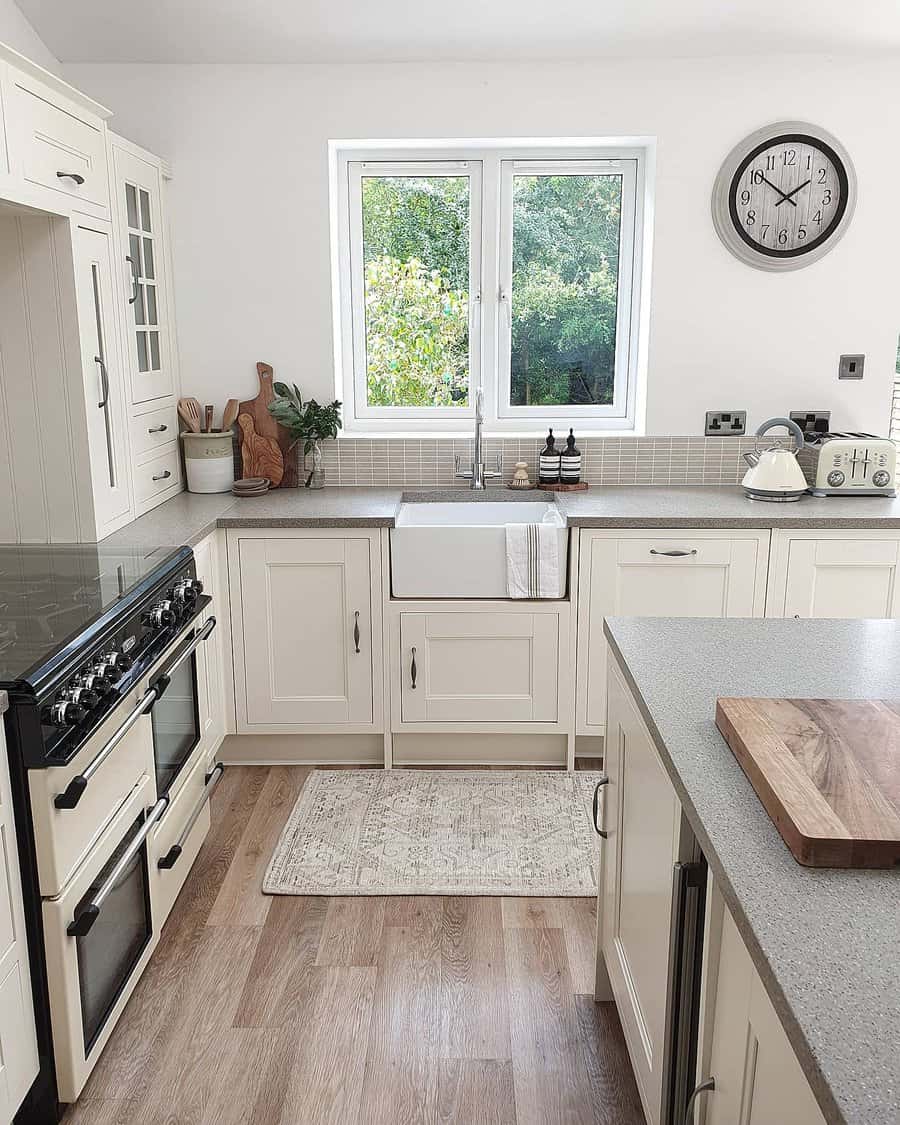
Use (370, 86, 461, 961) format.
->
(0, 0, 59, 73)
(67, 55, 900, 435)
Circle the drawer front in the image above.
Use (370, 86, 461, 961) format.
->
(134, 443, 182, 507)
(10, 77, 108, 213)
(28, 696, 155, 896)
(130, 405, 178, 458)
(150, 750, 213, 926)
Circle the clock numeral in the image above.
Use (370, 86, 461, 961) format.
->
(806, 155, 812, 170)
(745, 209, 756, 226)
(765, 155, 776, 171)
(778, 229, 788, 245)
(798, 225, 807, 240)
(822, 189, 832, 205)
(761, 223, 770, 239)
(740, 189, 751, 206)
(750, 169, 765, 185)
(812, 210, 823, 225)
(817, 168, 827, 183)
(782, 149, 797, 166)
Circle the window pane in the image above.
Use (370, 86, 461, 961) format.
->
(139, 189, 152, 233)
(509, 173, 622, 407)
(125, 183, 138, 229)
(361, 175, 470, 408)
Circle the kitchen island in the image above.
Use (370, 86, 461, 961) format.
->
(602, 615, 900, 1125)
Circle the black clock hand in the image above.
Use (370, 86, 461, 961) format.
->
(759, 175, 796, 206)
(775, 178, 811, 207)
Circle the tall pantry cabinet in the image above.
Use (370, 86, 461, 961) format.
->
(0, 44, 182, 542)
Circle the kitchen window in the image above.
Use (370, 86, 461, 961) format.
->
(332, 143, 649, 434)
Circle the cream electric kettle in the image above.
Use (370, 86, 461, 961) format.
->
(741, 417, 808, 502)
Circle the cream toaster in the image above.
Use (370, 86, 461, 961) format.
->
(797, 432, 897, 496)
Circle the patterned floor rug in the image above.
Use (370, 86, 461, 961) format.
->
(263, 769, 603, 897)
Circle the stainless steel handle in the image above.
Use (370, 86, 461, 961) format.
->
(152, 470, 172, 481)
(410, 646, 417, 690)
(649, 548, 698, 557)
(157, 764, 225, 870)
(353, 611, 360, 654)
(54, 688, 158, 809)
(592, 776, 609, 838)
(95, 356, 110, 408)
(57, 170, 85, 185)
(683, 1077, 715, 1123)
(148, 424, 168, 434)
(125, 254, 139, 304)
(153, 618, 216, 695)
(67, 797, 168, 936)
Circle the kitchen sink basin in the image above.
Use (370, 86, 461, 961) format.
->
(390, 501, 568, 597)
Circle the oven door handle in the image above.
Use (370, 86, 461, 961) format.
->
(157, 763, 225, 870)
(151, 617, 217, 702)
(66, 797, 168, 937)
(54, 687, 160, 810)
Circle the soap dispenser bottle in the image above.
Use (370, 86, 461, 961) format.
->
(539, 429, 561, 484)
(561, 429, 582, 483)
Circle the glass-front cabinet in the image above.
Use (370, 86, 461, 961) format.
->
(111, 138, 175, 404)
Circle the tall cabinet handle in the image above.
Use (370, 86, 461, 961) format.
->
(592, 776, 609, 838)
(95, 356, 110, 408)
(125, 255, 139, 304)
(410, 646, 417, 690)
(353, 611, 360, 653)
(684, 1077, 715, 1123)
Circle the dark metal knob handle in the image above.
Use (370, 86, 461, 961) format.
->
(57, 170, 85, 185)
(410, 646, 417, 690)
(353, 611, 360, 654)
(592, 776, 609, 838)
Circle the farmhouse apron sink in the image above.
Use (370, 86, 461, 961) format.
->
(390, 501, 567, 598)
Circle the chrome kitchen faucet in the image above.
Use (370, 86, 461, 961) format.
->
(455, 387, 502, 490)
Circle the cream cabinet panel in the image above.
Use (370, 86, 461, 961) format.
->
(577, 531, 769, 733)
(232, 533, 376, 729)
(192, 532, 226, 760)
(399, 610, 559, 724)
(767, 530, 900, 619)
(0, 721, 40, 1122)
(73, 224, 133, 536)
(703, 895, 825, 1125)
(601, 658, 685, 1125)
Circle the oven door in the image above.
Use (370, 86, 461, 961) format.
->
(149, 616, 216, 800)
(41, 774, 165, 1102)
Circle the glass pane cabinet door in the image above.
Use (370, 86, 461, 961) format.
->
(114, 146, 174, 403)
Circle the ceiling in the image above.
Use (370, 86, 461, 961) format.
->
(16, 0, 900, 63)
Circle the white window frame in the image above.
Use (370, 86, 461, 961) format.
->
(332, 141, 650, 436)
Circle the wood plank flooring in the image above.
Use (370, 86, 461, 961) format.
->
(64, 765, 645, 1125)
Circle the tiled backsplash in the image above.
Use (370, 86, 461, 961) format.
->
(318, 436, 762, 487)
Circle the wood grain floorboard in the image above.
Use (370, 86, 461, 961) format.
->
(64, 764, 645, 1125)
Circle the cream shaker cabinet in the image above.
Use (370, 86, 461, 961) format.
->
(766, 529, 900, 618)
(698, 887, 825, 1125)
(228, 530, 381, 731)
(192, 532, 227, 760)
(577, 530, 770, 734)
(0, 718, 40, 1123)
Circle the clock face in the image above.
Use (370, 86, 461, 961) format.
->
(712, 123, 857, 271)
(728, 134, 848, 258)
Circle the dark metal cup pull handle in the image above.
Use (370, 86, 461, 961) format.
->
(148, 424, 168, 434)
(410, 646, 417, 690)
(57, 170, 85, 185)
(152, 470, 172, 481)
(592, 776, 609, 838)
(649, 548, 698, 557)
(353, 611, 360, 653)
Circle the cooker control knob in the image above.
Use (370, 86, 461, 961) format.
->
(66, 684, 99, 711)
(872, 469, 892, 488)
(106, 650, 134, 674)
(80, 671, 112, 697)
(826, 470, 845, 487)
(172, 578, 200, 605)
(50, 699, 86, 727)
(144, 602, 175, 629)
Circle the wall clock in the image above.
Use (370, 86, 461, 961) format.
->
(711, 121, 857, 271)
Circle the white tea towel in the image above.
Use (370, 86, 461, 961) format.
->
(506, 514, 560, 598)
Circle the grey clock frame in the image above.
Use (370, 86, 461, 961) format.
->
(711, 121, 857, 272)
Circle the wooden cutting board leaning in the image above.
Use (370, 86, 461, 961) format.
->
(715, 696, 900, 868)
(236, 361, 297, 487)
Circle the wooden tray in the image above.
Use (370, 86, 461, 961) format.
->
(537, 481, 589, 492)
(715, 697, 900, 868)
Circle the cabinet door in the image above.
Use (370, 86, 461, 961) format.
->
(601, 659, 684, 1125)
(73, 225, 132, 534)
(578, 532, 768, 733)
(0, 723, 40, 1121)
(399, 611, 558, 724)
(237, 537, 374, 726)
(112, 145, 173, 403)
(769, 533, 900, 618)
(193, 534, 224, 759)
(705, 903, 825, 1125)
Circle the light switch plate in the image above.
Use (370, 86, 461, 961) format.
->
(838, 354, 865, 380)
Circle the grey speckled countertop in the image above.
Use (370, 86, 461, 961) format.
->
(603, 616, 900, 1125)
(100, 485, 900, 549)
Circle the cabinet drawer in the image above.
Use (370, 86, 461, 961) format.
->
(10, 75, 109, 214)
(133, 443, 182, 507)
(150, 750, 214, 926)
(130, 405, 177, 458)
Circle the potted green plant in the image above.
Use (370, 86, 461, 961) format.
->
(268, 383, 342, 489)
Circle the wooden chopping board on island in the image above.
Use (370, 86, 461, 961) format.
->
(716, 696, 900, 868)
(236, 361, 297, 487)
